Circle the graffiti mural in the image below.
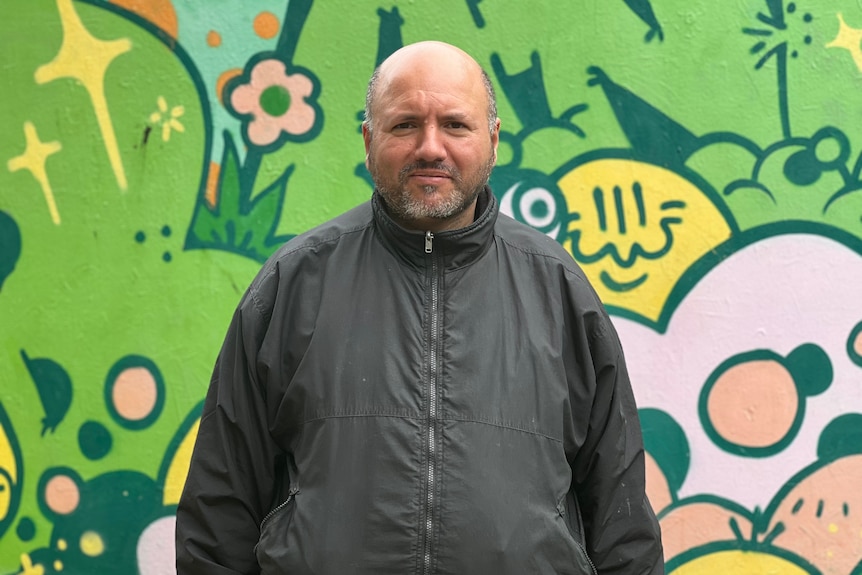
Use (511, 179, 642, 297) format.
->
(1, 0, 861, 573)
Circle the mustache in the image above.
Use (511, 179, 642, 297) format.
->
(399, 162, 458, 178)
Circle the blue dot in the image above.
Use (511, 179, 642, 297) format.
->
(787, 2, 796, 13)
(163, 252, 172, 263)
(135, 231, 146, 243)
(804, 35, 812, 44)
(804, 13, 813, 22)
(792, 50, 799, 58)
(17, 517, 36, 541)
(161, 225, 171, 237)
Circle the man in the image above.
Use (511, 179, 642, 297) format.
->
(176, 41, 663, 574)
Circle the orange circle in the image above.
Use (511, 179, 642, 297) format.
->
(707, 360, 798, 448)
(112, 367, 158, 421)
(45, 475, 80, 515)
(216, 68, 243, 105)
(854, 331, 862, 356)
(206, 30, 221, 47)
(253, 11, 280, 39)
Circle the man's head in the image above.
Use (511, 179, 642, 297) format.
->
(363, 41, 501, 232)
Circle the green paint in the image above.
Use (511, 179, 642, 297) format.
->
(20, 351, 73, 436)
(0, 211, 21, 291)
(260, 85, 291, 117)
(78, 421, 112, 461)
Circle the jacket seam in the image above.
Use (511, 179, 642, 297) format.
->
(294, 412, 423, 426)
(494, 233, 594, 289)
(442, 416, 563, 443)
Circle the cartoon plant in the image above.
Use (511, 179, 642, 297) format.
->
(743, 0, 815, 139)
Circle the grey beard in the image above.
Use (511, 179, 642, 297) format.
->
(374, 158, 493, 223)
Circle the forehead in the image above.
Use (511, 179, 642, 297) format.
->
(374, 58, 487, 118)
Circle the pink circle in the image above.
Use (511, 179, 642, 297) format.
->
(45, 475, 80, 515)
(112, 367, 158, 421)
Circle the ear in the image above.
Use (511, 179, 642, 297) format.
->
(491, 117, 501, 164)
(362, 122, 372, 167)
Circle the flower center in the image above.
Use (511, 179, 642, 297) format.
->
(259, 85, 291, 117)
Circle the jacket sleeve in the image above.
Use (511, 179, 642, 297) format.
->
(567, 301, 664, 575)
(176, 286, 283, 575)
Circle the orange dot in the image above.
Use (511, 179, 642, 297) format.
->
(45, 475, 80, 515)
(205, 161, 221, 208)
(206, 30, 221, 47)
(112, 367, 159, 421)
(216, 68, 243, 105)
(253, 11, 280, 39)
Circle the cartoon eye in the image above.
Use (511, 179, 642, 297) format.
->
(495, 169, 568, 241)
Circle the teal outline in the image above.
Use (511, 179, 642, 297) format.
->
(698, 349, 804, 458)
(607, 219, 862, 332)
(666, 539, 822, 574)
(36, 466, 84, 522)
(846, 321, 862, 367)
(103, 355, 165, 431)
(0, 403, 23, 540)
(156, 400, 203, 491)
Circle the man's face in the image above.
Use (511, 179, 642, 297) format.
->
(363, 57, 499, 232)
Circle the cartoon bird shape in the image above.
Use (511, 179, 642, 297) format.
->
(622, 0, 664, 42)
(20, 350, 73, 435)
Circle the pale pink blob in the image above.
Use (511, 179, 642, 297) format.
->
(45, 475, 80, 515)
(112, 367, 158, 421)
(706, 359, 798, 448)
(231, 59, 316, 146)
(660, 501, 752, 564)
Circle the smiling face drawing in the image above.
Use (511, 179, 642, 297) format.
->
(557, 157, 734, 322)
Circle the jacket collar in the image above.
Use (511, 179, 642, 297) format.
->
(372, 186, 498, 270)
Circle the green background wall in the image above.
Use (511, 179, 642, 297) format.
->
(2, 0, 862, 573)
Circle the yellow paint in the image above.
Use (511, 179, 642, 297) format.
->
(35, 0, 131, 190)
(17, 554, 44, 575)
(0, 412, 18, 523)
(826, 14, 862, 72)
(558, 158, 732, 322)
(52, 560, 62, 571)
(7, 122, 63, 224)
(148, 97, 185, 142)
(163, 418, 200, 505)
(80, 531, 105, 557)
(57, 539, 67, 551)
(673, 549, 813, 575)
(828, 523, 839, 534)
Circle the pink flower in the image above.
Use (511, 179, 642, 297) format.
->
(230, 59, 317, 146)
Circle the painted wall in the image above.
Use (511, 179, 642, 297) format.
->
(1, 0, 861, 573)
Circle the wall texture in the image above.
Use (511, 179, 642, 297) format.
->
(2, 0, 862, 573)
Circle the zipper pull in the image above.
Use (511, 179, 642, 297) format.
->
(425, 231, 434, 254)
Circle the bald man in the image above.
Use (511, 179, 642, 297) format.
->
(176, 41, 663, 575)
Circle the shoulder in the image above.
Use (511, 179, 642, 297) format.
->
(493, 212, 587, 280)
(244, 200, 373, 312)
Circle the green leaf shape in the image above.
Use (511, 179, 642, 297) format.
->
(186, 131, 295, 263)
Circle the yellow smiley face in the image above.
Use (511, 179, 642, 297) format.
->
(558, 157, 734, 322)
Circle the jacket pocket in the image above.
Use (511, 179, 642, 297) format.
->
(255, 487, 300, 573)
(558, 496, 598, 575)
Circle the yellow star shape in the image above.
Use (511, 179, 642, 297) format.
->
(8, 122, 63, 225)
(35, 0, 132, 190)
(826, 13, 862, 72)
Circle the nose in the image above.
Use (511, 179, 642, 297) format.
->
(413, 125, 447, 162)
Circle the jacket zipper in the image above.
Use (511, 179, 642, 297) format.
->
(259, 486, 299, 531)
(422, 230, 438, 574)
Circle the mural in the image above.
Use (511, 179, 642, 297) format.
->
(1, 0, 861, 573)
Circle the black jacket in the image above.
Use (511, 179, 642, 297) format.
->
(176, 188, 663, 574)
